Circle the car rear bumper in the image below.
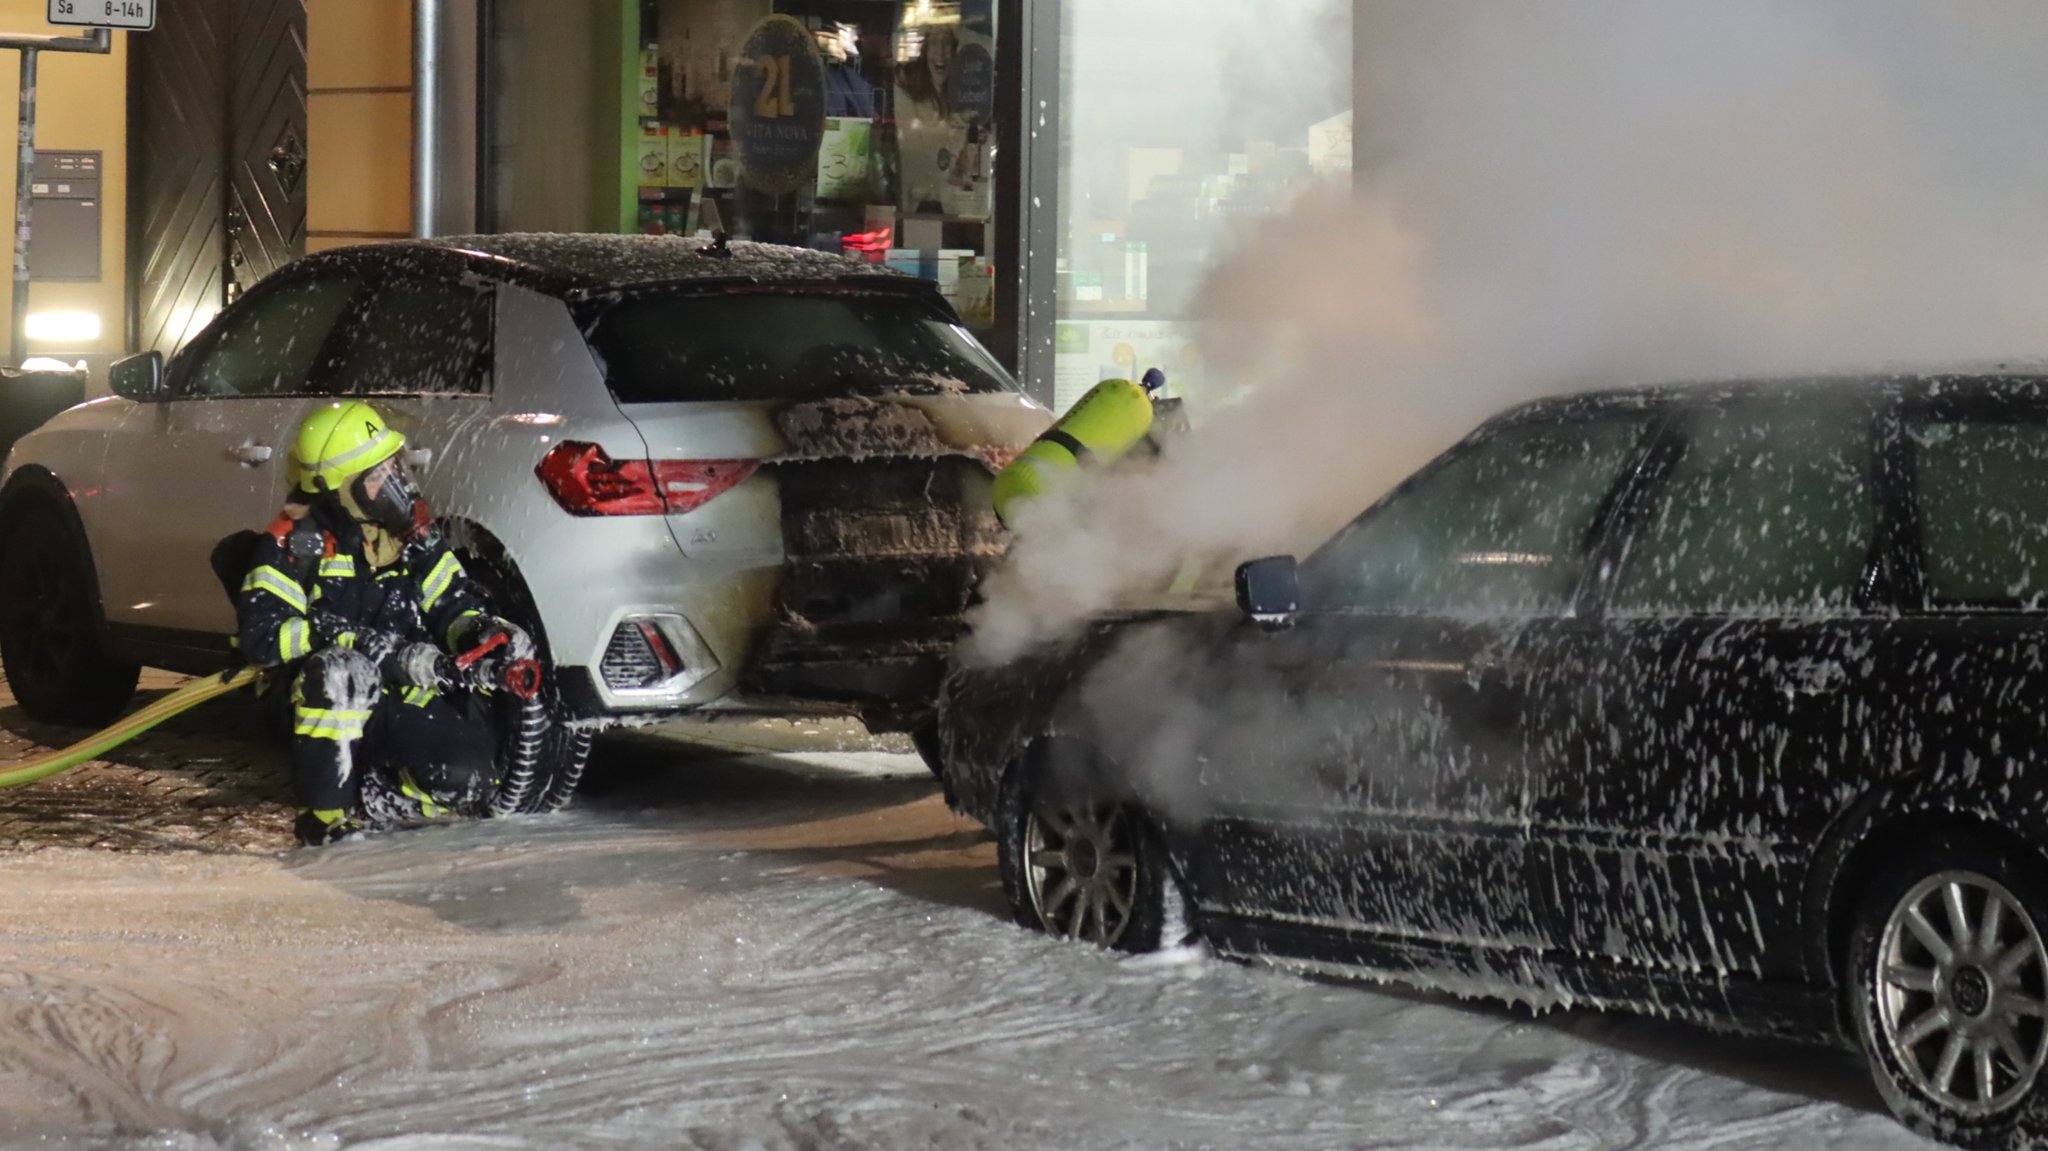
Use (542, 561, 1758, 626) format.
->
(559, 616, 968, 731)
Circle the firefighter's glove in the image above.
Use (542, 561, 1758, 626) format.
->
(318, 616, 400, 665)
(476, 617, 536, 663)
(384, 642, 447, 690)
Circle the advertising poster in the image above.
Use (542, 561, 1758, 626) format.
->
(816, 116, 872, 200)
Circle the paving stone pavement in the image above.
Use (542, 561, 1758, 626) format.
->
(0, 668, 297, 854)
(0, 665, 921, 857)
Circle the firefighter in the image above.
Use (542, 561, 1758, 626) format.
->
(991, 369, 1169, 527)
(236, 400, 535, 846)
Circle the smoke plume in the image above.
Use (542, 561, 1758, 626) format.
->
(966, 0, 2048, 665)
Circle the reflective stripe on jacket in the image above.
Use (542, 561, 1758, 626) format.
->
(235, 500, 487, 670)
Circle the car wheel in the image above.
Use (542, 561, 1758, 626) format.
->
(911, 722, 945, 779)
(994, 752, 1188, 953)
(531, 726, 593, 813)
(447, 534, 593, 815)
(1849, 836, 2048, 1149)
(0, 501, 139, 726)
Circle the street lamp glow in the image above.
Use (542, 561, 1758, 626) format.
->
(25, 310, 100, 342)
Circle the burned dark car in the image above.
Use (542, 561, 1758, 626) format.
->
(939, 374, 2048, 1147)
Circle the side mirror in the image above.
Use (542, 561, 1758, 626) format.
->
(109, 351, 166, 403)
(1236, 555, 1299, 622)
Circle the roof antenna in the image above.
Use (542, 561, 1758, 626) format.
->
(699, 231, 733, 259)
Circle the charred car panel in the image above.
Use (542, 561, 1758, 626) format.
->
(747, 454, 1006, 729)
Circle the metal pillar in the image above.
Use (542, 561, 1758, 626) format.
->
(12, 46, 36, 369)
(414, 0, 442, 237)
(0, 27, 109, 368)
(412, 0, 481, 238)
(994, 0, 1061, 408)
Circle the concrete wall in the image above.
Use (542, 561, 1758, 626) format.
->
(0, 3, 126, 361)
(487, 0, 628, 234)
(308, 0, 415, 252)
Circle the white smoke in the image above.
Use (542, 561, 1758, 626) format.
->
(966, 0, 2048, 666)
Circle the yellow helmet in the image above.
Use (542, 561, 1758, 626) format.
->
(293, 401, 406, 493)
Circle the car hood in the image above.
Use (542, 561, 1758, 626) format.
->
(938, 606, 1248, 823)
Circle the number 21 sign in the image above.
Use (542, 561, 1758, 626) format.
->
(726, 15, 826, 196)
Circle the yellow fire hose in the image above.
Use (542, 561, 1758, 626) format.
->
(0, 667, 262, 790)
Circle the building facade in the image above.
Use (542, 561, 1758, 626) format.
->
(13, 1, 1354, 409)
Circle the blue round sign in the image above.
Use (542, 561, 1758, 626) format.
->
(728, 15, 828, 195)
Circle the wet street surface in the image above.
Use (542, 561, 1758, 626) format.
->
(0, 669, 1932, 1149)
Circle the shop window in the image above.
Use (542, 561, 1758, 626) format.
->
(1052, 0, 1352, 412)
(629, 0, 1002, 339)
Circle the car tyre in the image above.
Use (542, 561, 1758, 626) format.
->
(0, 501, 139, 726)
(1849, 833, 2048, 1150)
(449, 535, 593, 815)
(994, 749, 1190, 953)
(911, 722, 945, 780)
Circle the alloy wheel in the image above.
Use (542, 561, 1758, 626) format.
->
(1023, 800, 1142, 946)
(1876, 869, 2048, 1117)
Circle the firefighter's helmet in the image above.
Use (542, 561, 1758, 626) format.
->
(293, 401, 406, 494)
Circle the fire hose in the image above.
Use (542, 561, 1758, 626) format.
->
(0, 667, 262, 790)
(0, 636, 545, 795)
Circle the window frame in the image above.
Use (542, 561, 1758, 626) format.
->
(1297, 403, 1662, 620)
(1898, 389, 2048, 614)
(164, 267, 368, 402)
(314, 270, 498, 399)
(572, 280, 1023, 405)
(1598, 393, 1896, 621)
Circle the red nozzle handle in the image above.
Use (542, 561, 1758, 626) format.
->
(455, 631, 509, 671)
(503, 659, 542, 701)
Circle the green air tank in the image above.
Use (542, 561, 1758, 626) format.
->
(992, 377, 1156, 527)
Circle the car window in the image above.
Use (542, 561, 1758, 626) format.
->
(581, 290, 1018, 403)
(1610, 404, 1876, 616)
(178, 272, 361, 398)
(320, 274, 494, 396)
(1301, 414, 1650, 616)
(1913, 416, 2048, 608)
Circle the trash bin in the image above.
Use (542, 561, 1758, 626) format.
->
(0, 366, 87, 465)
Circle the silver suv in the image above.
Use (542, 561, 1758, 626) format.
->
(0, 235, 1048, 802)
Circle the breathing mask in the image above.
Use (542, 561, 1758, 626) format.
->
(343, 458, 427, 537)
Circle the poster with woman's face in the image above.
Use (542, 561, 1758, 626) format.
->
(894, 23, 995, 220)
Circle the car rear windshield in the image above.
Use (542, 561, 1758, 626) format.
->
(582, 289, 1019, 403)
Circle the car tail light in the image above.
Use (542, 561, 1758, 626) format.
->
(652, 458, 758, 514)
(537, 441, 756, 517)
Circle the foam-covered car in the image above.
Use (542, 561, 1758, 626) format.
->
(0, 234, 1048, 806)
(942, 374, 2048, 1148)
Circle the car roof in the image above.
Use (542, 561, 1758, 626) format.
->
(296, 233, 911, 300)
(1494, 369, 2048, 427)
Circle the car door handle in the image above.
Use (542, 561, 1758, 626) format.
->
(402, 447, 434, 469)
(230, 443, 274, 465)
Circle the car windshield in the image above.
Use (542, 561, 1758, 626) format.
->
(581, 289, 1019, 403)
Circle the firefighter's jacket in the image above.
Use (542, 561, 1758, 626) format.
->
(236, 498, 486, 670)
